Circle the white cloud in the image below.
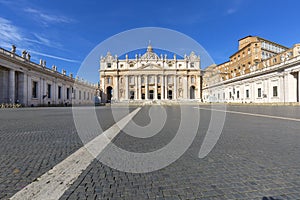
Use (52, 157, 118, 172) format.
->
(24, 7, 73, 25)
(0, 17, 22, 47)
(33, 33, 51, 45)
(24, 33, 62, 49)
(0, 17, 78, 64)
(29, 50, 80, 63)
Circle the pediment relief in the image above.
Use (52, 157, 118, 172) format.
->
(137, 64, 164, 70)
(128, 60, 136, 64)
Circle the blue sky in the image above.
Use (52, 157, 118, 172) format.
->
(0, 0, 299, 83)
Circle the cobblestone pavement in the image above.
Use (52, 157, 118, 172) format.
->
(0, 106, 134, 200)
(59, 105, 300, 200)
(1, 105, 300, 200)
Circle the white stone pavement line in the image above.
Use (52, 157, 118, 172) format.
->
(10, 107, 142, 200)
(197, 107, 300, 122)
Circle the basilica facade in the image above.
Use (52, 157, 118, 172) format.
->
(99, 45, 202, 102)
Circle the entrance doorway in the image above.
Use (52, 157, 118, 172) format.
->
(149, 90, 154, 99)
(129, 91, 135, 100)
(106, 86, 112, 102)
(168, 90, 172, 99)
(190, 86, 195, 99)
(157, 87, 161, 99)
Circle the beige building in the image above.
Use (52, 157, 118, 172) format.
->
(0, 45, 97, 106)
(99, 44, 202, 102)
(203, 36, 289, 88)
(203, 36, 300, 103)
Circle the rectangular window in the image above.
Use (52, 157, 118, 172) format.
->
(66, 88, 70, 100)
(84, 91, 86, 100)
(87, 92, 89, 100)
(47, 84, 51, 98)
(32, 81, 38, 98)
(190, 62, 194, 68)
(79, 90, 81, 100)
(246, 89, 249, 98)
(107, 63, 111, 68)
(237, 91, 240, 99)
(229, 92, 232, 98)
(258, 88, 262, 98)
(58, 86, 62, 99)
(273, 86, 278, 97)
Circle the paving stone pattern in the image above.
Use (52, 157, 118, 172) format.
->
(0, 107, 133, 199)
(59, 106, 300, 200)
(1, 105, 300, 199)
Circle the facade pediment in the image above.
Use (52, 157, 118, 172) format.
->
(137, 64, 164, 70)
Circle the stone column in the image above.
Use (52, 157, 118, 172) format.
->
(165, 76, 168, 99)
(38, 78, 44, 104)
(101, 77, 105, 92)
(174, 75, 177, 100)
(145, 75, 148, 100)
(22, 73, 28, 106)
(135, 76, 138, 100)
(198, 76, 201, 100)
(54, 79, 57, 104)
(161, 75, 164, 100)
(8, 69, 15, 103)
(43, 78, 46, 105)
(114, 76, 119, 101)
(186, 76, 189, 99)
(298, 71, 300, 102)
(44, 79, 47, 103)
(251, 82, 255, 102)
(125, 75, 129, 100)
(183, 76, 187, 99)
(138, 75, 142, 100)
(278, 75, 284, 103)
(154, 75, 158, 100)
